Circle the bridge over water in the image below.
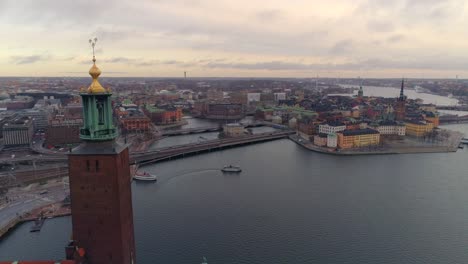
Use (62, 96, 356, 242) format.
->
(161, 122, 266, 136)
(439, 115, 468, 124)
(132, 131, 294, 165)
(1, 131, 294, 186)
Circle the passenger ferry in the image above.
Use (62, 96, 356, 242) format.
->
(133, 171, 157, 181)
(221, 165, 242, 173)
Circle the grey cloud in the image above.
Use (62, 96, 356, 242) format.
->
(199, 57, 468, 72)
(62, 56, 75, 61)
(103, 57, 137, 64)
(11, 55, 50, 65)
(329, 40, 353, 55)
(256, 9, 284, 21)
(387, 34, 405, 43)
(367, 20, 394, 33)
(93, 27, 140, 42)
(61, 71, 128, 74)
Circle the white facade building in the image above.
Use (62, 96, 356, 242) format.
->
(374, 121, 406, 136)
(376, 125, 406, 136)
(318, 123, 346, 135)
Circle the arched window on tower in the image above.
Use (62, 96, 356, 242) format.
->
(97, 99, 105, 125)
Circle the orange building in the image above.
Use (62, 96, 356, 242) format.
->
(337, 129, 381, 149)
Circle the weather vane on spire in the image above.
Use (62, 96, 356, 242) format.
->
(89, 37, 98, 62)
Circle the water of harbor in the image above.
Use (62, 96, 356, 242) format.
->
(1, 122, 468, 263)
(338, 85, 459, 106)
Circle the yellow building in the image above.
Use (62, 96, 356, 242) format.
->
(405, 120, 434, 137)
(337, 129, 381, 149)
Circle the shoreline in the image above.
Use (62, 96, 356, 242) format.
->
(0, 202, 71, 239)
(289, 134, 460, 156)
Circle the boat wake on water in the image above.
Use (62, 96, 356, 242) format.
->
(142, 168, 221, 186)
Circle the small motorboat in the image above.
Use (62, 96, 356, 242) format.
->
(201, 257, 208, 264)
(221, 165, 242, 173)
(30, 217, 45, 232)
(133, 171, 157, 181)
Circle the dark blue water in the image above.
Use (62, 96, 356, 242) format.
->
(2, 126, 468, 263)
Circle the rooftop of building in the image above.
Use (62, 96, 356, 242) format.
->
(339, 128, 380, 136)
(321, 121, 345, 127)
(405, 119, 429, 125)
(378, 120, 405, 126)
(4, 116, 31, 126)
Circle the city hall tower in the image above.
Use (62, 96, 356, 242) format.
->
(67, 39, 136, 264)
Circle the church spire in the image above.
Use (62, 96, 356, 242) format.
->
(399, 78, 405, 100)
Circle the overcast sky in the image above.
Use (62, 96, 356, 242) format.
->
(1, 0, 467, 78)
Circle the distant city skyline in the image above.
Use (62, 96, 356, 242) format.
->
(1, 0, 468, 78)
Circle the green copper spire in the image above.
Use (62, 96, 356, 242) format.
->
(79, 38, 117, 141)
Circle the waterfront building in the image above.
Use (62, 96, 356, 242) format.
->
(144, 104, 182, 125)
(313, 133, 328, 147)
(337, 129, 381, 149)
(395, 79, 406, 121)
(297, 118, 317, 140)
(318, 122, 346, 135)
(2, 117, 34, 148)
(405, 120, 434, 137)
(223, 123, 245, 137)
(327, 133, 338, 148)
(372, 120, 406, 136)
(66, 52, 136, 263)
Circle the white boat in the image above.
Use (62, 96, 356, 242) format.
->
(221, 165, 242, 173)
(133, 171, 157, 181)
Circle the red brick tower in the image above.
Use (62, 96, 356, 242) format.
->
(67, 39, 136, 264)
(395, 79, 406, 121)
